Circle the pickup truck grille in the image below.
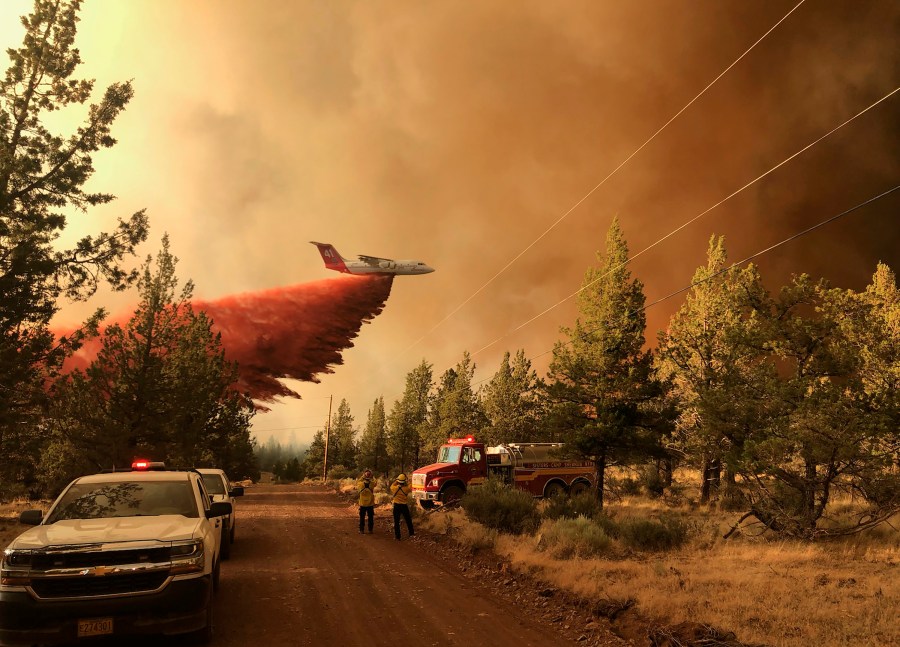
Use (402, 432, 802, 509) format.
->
(31, 547, 170, 570)
(30, 571, 169, 599)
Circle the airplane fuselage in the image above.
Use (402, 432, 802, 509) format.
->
(310, 241, 434, 275)
(336, 260, 434, 275)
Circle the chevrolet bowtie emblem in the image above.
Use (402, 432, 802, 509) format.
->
(90, 566, 118, 577)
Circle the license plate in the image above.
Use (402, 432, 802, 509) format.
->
(77, 617, 113, 637)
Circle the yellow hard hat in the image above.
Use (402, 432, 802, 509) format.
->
(396, 474, 407, 483)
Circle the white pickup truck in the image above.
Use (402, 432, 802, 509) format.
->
(0, 464, 231, 645)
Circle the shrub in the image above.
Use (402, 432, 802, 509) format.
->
(327, 464, 356, 480)
(618, 515, 690, 552)
(538, 517, 613, 558)
(461, 478, 540, 535)
(543, 492, 603, 521)
(640, 467, 666, 498)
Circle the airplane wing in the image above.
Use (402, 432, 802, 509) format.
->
(358, 254, 395, 265)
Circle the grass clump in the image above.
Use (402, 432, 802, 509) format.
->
(618, 515, 689, 551)
(543, 492, 603, 520)
(461, 478, 540, 535)
(538, 516, 613, 559)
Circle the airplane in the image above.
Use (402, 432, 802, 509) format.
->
(310, 242, 435, 275)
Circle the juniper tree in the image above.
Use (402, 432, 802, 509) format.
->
(656, 236, 766, 502)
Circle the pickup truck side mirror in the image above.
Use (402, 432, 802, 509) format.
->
(229, 486, 244, 498)
(206, 501, 233, 519)
(19, 510, 43, 525)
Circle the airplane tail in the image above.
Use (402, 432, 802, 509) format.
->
(310, 241, 349, 273)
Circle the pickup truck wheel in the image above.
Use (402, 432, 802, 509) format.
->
(441, 485, 464, 507)
(418, 500, 435, 510)
(220, 526, 231, 560)
(189, 587, 214, 644)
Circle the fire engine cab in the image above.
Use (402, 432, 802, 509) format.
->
(411, 436, 596, 508)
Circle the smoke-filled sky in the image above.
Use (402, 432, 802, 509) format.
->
(4, 1, 898, 446)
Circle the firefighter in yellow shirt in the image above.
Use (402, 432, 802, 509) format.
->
(357, 469, 376, 534)
(390, 474, 415, 540)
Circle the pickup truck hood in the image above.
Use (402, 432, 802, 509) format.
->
(414, 462, 458, 476)
(6, 516, 200, 551)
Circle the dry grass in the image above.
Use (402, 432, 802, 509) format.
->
(420, 491, 900, 647)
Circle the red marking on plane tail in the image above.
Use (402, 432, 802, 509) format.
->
(311, 242, 349, 273)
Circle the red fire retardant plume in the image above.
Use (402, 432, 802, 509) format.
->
(58, 274, 394, 404)
(197, 274, 394, 401)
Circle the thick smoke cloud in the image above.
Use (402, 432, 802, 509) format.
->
(28, 0, 900, 442)
(58, 275, 394, 405)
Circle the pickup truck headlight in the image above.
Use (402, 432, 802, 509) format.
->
(1, 550, 33, 586)
(169, 540, 204, 575)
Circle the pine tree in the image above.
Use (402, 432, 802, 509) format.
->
(426, 351, 486, 456)
(0, 0, 148, 495)
(386, 360, 432, 472)
(357, 396, 387, 475)
(546, 217, 664, 508)
(43, 236, 255, 491)
(481, 350, 547, 445)
(328, 398, 357, 471)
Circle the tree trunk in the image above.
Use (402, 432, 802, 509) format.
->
(594, 452, 606, 510)
(700, 457, 711, 503)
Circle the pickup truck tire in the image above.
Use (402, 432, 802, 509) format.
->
(188, 585, 214, 644)
(441, 485, 464, 506)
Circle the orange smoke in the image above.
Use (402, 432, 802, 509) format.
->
(59, 274, 394, 403)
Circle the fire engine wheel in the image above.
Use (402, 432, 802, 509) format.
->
(441, 485, 464, 507)
(569, 481, 590, 497)
(544, 482, 567, 498)
(418, 500, 436, 510)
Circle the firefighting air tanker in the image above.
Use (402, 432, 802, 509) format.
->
(310, 241, 435, 275)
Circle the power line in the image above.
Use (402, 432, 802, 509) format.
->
(403, 0, 808, 355)
(526, 184, 900, 364)
(472, 84, 900, 357)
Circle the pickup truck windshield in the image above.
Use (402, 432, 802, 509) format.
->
(46, 481, 199, 523)
(437, 446, 461, 464)
(201, 474, 226, 495)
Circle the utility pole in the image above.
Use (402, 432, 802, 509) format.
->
(322, 394, 333, 481)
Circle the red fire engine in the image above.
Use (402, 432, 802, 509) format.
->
(410, 436, 596, 508)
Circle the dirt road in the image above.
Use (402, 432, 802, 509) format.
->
(210, 483, 604, 647)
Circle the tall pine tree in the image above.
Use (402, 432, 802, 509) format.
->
(0, 0, 148, 496)
(546, 217, 664, 508)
